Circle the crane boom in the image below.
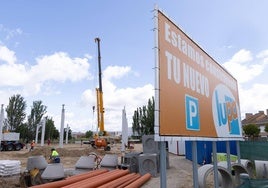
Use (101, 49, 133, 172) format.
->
(95, 38, 105, 132)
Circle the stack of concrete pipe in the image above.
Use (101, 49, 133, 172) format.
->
(198, 159, 255, 188)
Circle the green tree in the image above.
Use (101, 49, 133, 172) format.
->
(15, 123, 29, 141)
(31, 100, 47, 125)
(143, 97, 154, 134)
(243, 124, 260, 138)
(132, 97, 155, 136)
(132, 110, 141, 136)
(27, 100, 47, 140)
(85, 130, 93, 138)
(5, 94, 27, 131)
(45, 117, 59, 140)
(64, 127, 72, 140)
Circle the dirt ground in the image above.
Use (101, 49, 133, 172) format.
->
(0, 143, 195, 188)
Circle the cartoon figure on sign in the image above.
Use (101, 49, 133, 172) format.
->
(212, 84, 241, 137)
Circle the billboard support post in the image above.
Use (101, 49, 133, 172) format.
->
(192, 141, 198, 188)
(160, 141, 167, 188)
(212, 141, 219, 188)
(226, 141, 231, 172)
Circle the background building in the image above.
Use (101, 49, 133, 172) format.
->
(242, 109, 268, 137)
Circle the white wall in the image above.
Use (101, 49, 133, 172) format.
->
(168, 140, 185, 155)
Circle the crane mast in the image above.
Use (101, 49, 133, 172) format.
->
(95, 38, 105, 133)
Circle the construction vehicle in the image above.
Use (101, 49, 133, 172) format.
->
(92, 37, 110, 151)
(1, 132, 25, 151)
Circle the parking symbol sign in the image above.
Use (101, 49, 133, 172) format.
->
(185, 95, 200, 131)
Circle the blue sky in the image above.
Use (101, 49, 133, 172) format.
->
(0, 1, 268, 133)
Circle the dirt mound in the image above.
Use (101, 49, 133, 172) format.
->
(17, 145, 118, 159)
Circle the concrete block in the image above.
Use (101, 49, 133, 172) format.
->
(41, 163, 65, 180)
(26, 155, 48, 171)
(139, 153, 158, 177)
(75, 156, 95, 170)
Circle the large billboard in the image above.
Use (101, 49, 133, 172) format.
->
(154, 10, 243, 140)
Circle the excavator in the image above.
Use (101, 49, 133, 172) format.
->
(91, 38, 111, 151)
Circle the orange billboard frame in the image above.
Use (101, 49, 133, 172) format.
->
(154, 9, 243, 141)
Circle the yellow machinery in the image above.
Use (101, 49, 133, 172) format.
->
(93, 38, 110, 151)
(95, 38, 105, 133)
(96, 87, 104, 133)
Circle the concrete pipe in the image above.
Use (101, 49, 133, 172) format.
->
(254, 160, 268, 179)
(217, 161, 228, 169)
(198, 164, 234, 188)
(218, 161, 250, 186)
(231, 163, 250, 186)
(116, 174, 141, 188)
(97, 173, 137, 188)
(124, 173, 152, 188)
(26, 155, 48, 171)
(240, 159, 254, 178)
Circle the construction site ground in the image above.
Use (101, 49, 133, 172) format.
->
(0, 143, 195, 188)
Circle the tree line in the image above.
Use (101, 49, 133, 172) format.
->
(132, 97, 154, 137)
(2, 94, 71, 142)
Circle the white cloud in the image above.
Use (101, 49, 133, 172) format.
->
(103, 83, 154, 131)
(229, 49, 253, 64)
(33, 52, 90, 83)
(0, 25, 23, 41)
(78, 65, 154, 132)
(239, 83, 268, 118)
(80, 89, 96, 107)
(223, 49, 268, 119)
(0, 46, 91, 96)
(256, 50, 268, 59)
(223, 49, 266, 83)
(0, 45, 17, 64)
(0, 63, 28, 86)
(84, 54, 93, 60)
(103, 65, 131, 80)
(256, 50, 268, 64)
(6, 28, 23, 40)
